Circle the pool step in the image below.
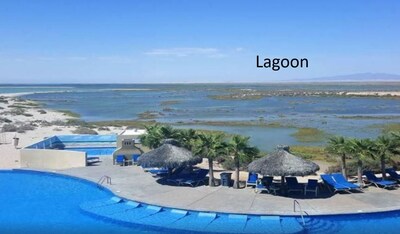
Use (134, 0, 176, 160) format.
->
(80, 197, 305, 234)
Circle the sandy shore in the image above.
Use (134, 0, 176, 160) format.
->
(0, 93, 125, 169)
(0, 92, 333, 180)
(344, 91, 400, 97)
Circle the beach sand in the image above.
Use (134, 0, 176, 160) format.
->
(0, 93, 124, 169)
(344, 91, 400, 97)
(0, 93, 332, 180)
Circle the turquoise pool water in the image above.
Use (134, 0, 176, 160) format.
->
(1, 170, 400, 234)
(25, 135, 117, 156)
(63, 146, 116, 156)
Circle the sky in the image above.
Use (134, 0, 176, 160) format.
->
(0, 0, 399, 83)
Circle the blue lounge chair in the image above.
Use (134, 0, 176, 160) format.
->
(363, 171, 397, 189)
(286, 177, 304, 194)
(255, 176, 274, 194)
(331, 173, 362, 191)
(132, 154, 140, 165)
(321, 174, 353, 193)
(115, 155, 128, 166)
(179, 169, 209, 187)
(304, 179, 319, 196)
(385, 168, 400, 181)
(246, 172, 258, 187)
(147, 168, 169, 177)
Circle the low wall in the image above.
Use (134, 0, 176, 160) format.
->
(20, 149, 87, 170)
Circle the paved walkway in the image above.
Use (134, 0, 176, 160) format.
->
(57, 157, 400, 216)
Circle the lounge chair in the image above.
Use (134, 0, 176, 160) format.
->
(331, 173, 362, 191)
(87, 156, 101, 165)
(132, 154, 141, 165)
(166, 167, 192, 185)
(115, 155, 131, 166)
(320, 174, 353, 193)
(363, 171, 397, 189)
(304, 179, 319, 196)
(179, 169, 209, 187)
(147, 168, 169, 177)
(255, 176, 274, 194)
(246, 172, 258, 187)
(286, 177, 304, 194)
(385, 168, 400, 181)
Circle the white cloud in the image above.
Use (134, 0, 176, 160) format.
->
(144, 47, 225, 58)
(235, 47, 244, 52)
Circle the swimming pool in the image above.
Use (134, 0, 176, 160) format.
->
(1, 170, 399, 234)
(25, 135, 117, 156)
(63, 146, 116, 156)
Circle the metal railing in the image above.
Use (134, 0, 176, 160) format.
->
(293, 199, 306, 226)
(97, 175, 112, 185)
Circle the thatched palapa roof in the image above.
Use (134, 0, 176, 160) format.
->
(248, 145, 320, 176)
(138, 139, 202, 168)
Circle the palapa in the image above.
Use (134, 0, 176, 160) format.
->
(248, 145, 320, 191)
(138, 139, 202, 168)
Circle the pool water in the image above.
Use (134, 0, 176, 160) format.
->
(1, 170, 400, 234)
(0, 170, 153, 234)
(63, 146, 116, 156)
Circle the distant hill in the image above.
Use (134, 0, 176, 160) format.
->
(304, 73, 400, 82)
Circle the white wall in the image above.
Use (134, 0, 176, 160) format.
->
(20, 149, 87, 170)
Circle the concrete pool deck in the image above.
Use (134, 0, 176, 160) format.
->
(54, 157, 400, 216)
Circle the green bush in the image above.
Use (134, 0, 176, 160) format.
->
(72, 127, 98, 135)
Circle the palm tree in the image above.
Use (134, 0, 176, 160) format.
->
(176, 128, 198, 150)
(140, 125, 180, 149)
(347, 138, 374, 185)
(326, 136, 350, 179)
(159, 125, 180, 140)
(192, 132, 226, 186)
(140, 124, 163, 149)
(228, 135, 259, 189)
(371, 134, 400, 179)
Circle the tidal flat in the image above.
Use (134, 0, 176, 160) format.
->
(2, 83, 398, 152)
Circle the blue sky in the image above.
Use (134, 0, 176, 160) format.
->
(0, 0, 399, 83)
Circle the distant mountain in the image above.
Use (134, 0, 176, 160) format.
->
(304, 73, 400, 82)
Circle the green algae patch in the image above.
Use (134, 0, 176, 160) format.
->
(160, 100, 181, 106)
(290, 145, 334, 162)
(177, 120, 293, 128)
(370, 122, 400, 134)
(291, 127, 327, 143)
(57, 110, 81, 118)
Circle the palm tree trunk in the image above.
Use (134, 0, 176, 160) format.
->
(357, 160, 363, 185)
(233, 156, 240, 189)
(208, 159, 215, 186)
(341, 153, 347, 179)
(381, 156, 386, 179)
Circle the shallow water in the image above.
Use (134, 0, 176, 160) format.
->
(2, 83, 400, 151)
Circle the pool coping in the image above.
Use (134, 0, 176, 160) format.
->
(9, 168, 400, 218)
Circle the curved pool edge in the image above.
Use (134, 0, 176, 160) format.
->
(4, 169, 305, 234)
(9, 168, 400, 217)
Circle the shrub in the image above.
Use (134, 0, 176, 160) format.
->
(72, 127, 98, 135)
(98, 126, 110, 131)
(39, 120, 52, 126)
(0, 118, 12, 123)
(325, 159, 381, 176)
(50, 120, 67, 126)
(17, 124, 36, 133)
(1, 124, 18, 132)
